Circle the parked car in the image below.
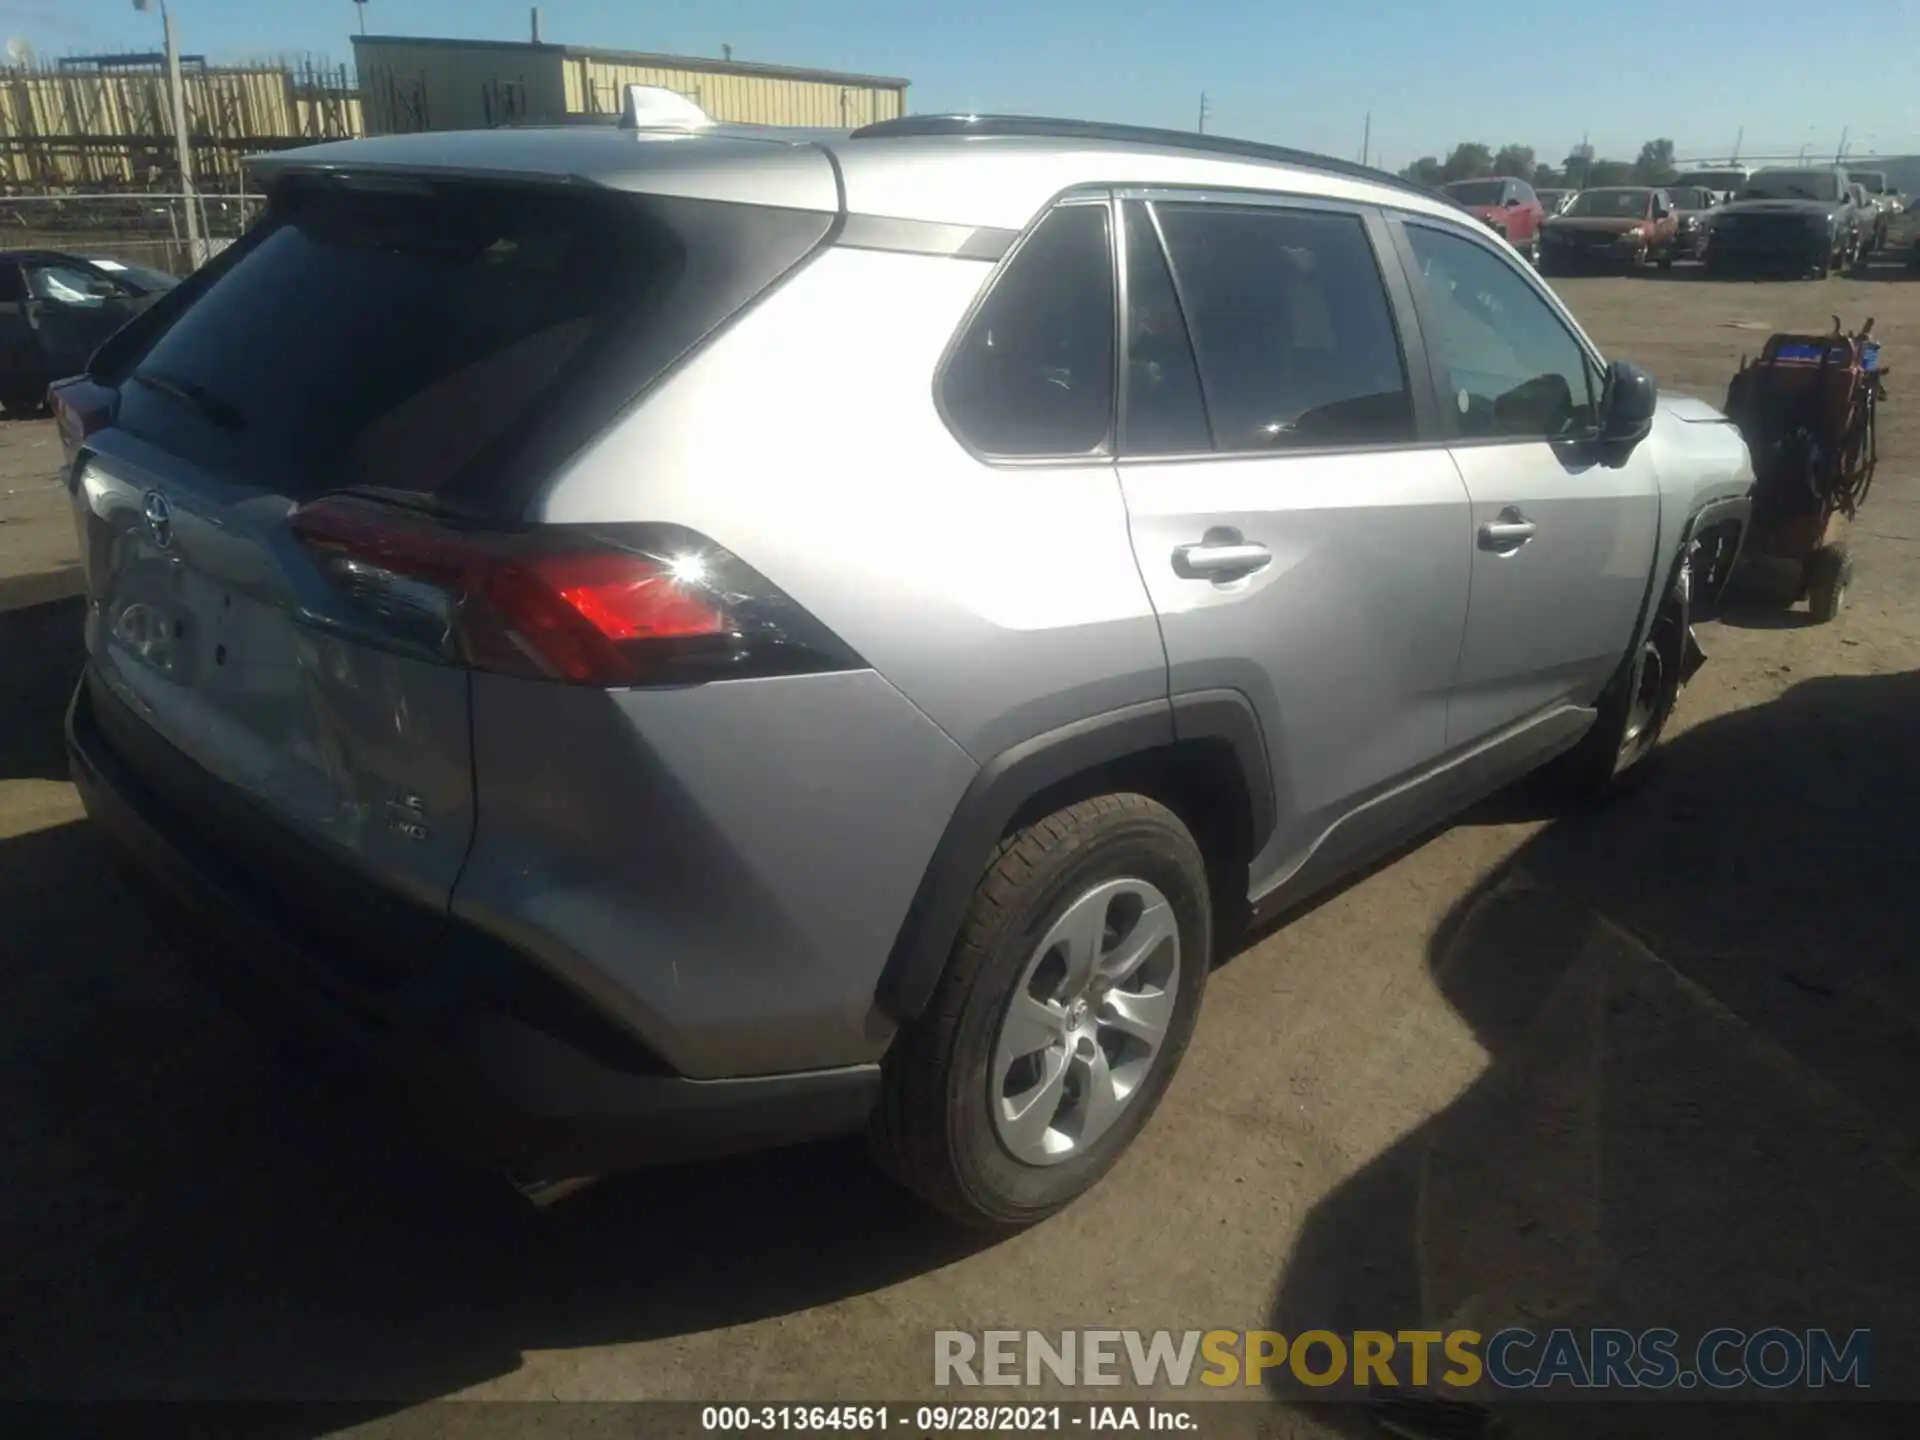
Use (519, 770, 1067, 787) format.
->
(1671, 166, 1751, 206)
(1663, 184, 1718, 259)
(1441, 176, 1548, 265)
(1706, 167, 1862, 277)
(1536, 187, 1575, 217)
(52, 101, 1754, 1229)
(1847, 183, 1878, 252)
(86, 257, 182, 297)
(1847, 173, 1894, 251)
(0, 249, 165, 416)
(1539, 186, 1681, 272)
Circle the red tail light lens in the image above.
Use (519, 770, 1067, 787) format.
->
(290, 493, 860, 687)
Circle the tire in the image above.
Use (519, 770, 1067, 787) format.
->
(871, 793, 1211, 1230)
(1537, 589, 1685, 805)
(1806, 545, 1852, 623)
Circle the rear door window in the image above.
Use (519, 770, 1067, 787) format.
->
(110, 178, 832, 507)
(1119, 200, 1211, 456)
(940, 201, 1116, 459)
(1152, 203, 1414, 451)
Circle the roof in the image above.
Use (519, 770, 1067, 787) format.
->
(245, 113, 1465, 233)
(350, 34, 910, 91)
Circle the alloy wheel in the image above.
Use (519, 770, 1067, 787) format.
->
(990, 877, 1182, 1166)
(1622, 634, 1669, 755)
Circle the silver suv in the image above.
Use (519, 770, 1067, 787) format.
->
(56, 102, 1753, 1229)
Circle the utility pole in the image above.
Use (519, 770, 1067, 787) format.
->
(1360, 112, 1371, 167)
(1731, 125, 1743, 163)
(134, 1, 203, 266)
(1835, 125, 1849, 164)
(354, 0, 367, 35)
(1197, 91, 1209, 135)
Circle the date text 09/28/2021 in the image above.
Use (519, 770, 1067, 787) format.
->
(702, 1406, 1193, 1432)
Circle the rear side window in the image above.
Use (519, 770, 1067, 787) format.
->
(111, 178, 831, 506)
(941, 202, 1115, 459)
(1154, 204, 1414, 451)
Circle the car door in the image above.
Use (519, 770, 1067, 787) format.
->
(0, 261, 36, 398)
(1508, 180, 1542, 248)
(23, 259, 139, 379)
(1112, 192, 1473, 902)
(1393, 216, 1661, 748)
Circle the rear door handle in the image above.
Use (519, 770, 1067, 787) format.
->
(1479, 516, 1538, 551)
(1173, 540, 1272, 580)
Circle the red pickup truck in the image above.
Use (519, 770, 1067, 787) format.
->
(1441, 176, 1548, 266)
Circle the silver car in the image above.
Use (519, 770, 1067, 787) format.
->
(55, 99, 1753, 1229)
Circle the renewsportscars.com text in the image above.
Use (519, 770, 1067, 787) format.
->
(934, 1327, 1872, 1391)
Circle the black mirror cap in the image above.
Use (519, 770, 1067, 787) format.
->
(1599, 359, 1657, 463)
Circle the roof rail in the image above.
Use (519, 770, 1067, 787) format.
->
(846, 114, 1432, 201)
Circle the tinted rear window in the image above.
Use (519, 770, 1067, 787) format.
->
(111, 177, 830, 506)
(1445, 181, 1505, 206)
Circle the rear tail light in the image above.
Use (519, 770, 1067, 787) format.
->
(49, 377, 116, 460)
(290, 492, 862, 687)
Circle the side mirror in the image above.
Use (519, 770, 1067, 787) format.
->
(1503, 196, 1522, 207)
(84, 281, 116, 298)
(1597, 359, 1657, 464)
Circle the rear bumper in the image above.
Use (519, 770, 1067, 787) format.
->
(66, 669, 879, 1181)
(1542, 239, 1638, 270)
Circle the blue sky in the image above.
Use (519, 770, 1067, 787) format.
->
(14, 0, 1920, 170)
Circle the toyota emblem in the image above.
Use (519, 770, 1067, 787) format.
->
(142, 490, 173, 550)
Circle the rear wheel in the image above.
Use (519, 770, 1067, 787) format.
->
(1806, 545, 1852, 623)
(872, 794, 1211, 1230)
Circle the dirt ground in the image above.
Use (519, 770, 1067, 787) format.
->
(2, 259, 1918, 1437)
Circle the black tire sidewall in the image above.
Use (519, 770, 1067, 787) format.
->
(943, 815, 1210, 1221)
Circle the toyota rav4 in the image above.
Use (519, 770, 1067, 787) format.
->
(55, 100, 1753, 1229)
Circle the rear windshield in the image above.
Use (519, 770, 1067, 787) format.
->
(1673, 170, 1746, 191)
(106, 177, 830, 508)
(1565, 189, 1651, 218)
(1738, 171, 1841, 202)
(1445, 181, 1505, 205)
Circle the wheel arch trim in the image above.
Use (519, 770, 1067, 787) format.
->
(874, 691, 1274, 1024)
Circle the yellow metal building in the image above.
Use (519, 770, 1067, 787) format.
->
(352, 35, 908, 136)
(0, 61, 362, 188)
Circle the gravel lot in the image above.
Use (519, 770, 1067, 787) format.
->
(2, 261, 1917, 1437)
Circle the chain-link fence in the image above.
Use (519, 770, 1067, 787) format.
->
(0, 191, 266, 277)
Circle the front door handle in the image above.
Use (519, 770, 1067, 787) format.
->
(1479, 511, 1538, 552)
(1173, 538, 1272, 580)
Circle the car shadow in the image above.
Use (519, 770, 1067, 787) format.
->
(0, 625, 992, 1418)
(0, 820, 988, 1412)
(1264, 670, 1920, 1437)
(0, 594, 84, 782)
(1713, 592, 1819, 631)
(1631, 263, 1711, 282)
(1841, 256, 1918, 283)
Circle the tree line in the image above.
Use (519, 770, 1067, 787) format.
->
(1399, 139, 1680, 191)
